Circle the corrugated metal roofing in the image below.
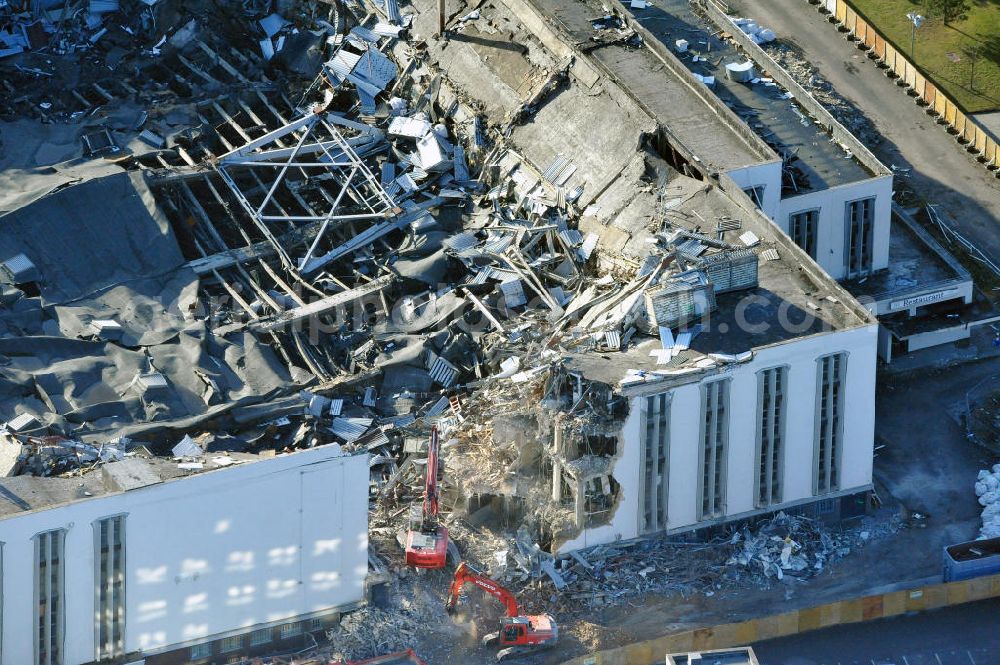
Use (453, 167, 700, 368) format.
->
(373, 21, 402, 37)
(442, 232, 478, 253)
(5, 413, 38, 432)
(559, 229, 583, 247)
(350, 26, 380, 42)
(388, 116, 431, 138)
(137, 372, 168, 392)
(542, 154, 569, 182)
(469, 267, 493, 284)
(357, 88, 377, 113)
(88, 0, 119, 13)
(351, 47, 397, 92)
(676, 239, 707, 257)
(454, 144, 470, 181)
(429, 357, 459, 387)
(356, 428, 391, 450)
(381, 414, 416, 429)
(424, 396, 449, 418)
(553, 163, 577, 186)
(384, 181, 403, 198)
(499, 279, 527, 307)
(326, 49, 361, 81)
(330, 417, 372, 442)
(482, 233, 514, 255)
(2, 253, 38, 282)
(383, 0, 401, 24)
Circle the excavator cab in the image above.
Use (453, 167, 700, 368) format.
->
(497, 615, 557, 647)
(499, 618, 525, 644)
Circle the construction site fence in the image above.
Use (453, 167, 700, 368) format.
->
(559, 572, 1000, 665)
(810, 0, 998, 171)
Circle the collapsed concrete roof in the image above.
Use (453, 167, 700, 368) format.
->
(0, 0, 873, 553)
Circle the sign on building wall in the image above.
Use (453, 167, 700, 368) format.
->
(888, 288, 959, 311)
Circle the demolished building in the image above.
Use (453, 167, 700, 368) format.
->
(581, 0, 986, 362)
(0, 0, 889, 660)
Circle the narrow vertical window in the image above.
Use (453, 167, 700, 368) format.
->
(35, 529, 65, 665)
(699, 380, 730, 519)
(789, 209, 818, 259)
(814, 353, 846, 494)
(757, 367, 787, 507)
(845, 198, 874, 275)
(641, 392, 670, 533)
(94, 515, 125, 661)
(743, 185, 765, 210)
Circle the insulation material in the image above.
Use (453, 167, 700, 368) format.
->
(976, 465, 1000, 539)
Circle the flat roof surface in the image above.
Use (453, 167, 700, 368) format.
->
(530, 0, 772, 173)
(0, 447, 347, 518)
(843, 212, 969, 300)
(624, 0, 873, 192)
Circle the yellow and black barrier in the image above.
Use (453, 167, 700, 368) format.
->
(561, 573, 1000, 664)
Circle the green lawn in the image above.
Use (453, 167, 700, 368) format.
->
(850, 0, 1000, 113)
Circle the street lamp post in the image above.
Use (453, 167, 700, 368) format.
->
(906, 11, 924, 60)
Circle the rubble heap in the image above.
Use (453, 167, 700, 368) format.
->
(762, 41, 883, 149)
(975, 464, 1000, 539)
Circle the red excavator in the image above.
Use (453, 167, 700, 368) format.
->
(404, 425, 449, 568)
(445, 562, 559, 661)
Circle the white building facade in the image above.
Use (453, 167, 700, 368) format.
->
(0, 445, 369, 665)
(725, 162, 894, 282)
(558, 324, 878, 553)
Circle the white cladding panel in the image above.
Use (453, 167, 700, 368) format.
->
(0, 447, 369, 665)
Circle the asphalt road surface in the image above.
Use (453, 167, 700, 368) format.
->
(752, 597, 1000, 665)
(731, 0, 1000, 265)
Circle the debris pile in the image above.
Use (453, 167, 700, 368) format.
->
(371, 509, 901, 623)
(730, 17, 776, 45)
(325, 604, 434, 660)
(762, 41, 883, 148)
(975, 465, 1000, 539)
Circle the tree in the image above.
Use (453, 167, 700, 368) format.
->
(922, 0, 970, 25)
(960, 43, 984, 90)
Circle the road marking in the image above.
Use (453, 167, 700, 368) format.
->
(967, 650, 977, 665)
(935, 653, 943, 665)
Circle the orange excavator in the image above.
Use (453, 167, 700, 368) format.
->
(404, 425, 449, 568)
(445, 562, 559, 661)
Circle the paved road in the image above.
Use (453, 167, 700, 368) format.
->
(752, 597, 1000, 665)
(731, 0, 1000, 265)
